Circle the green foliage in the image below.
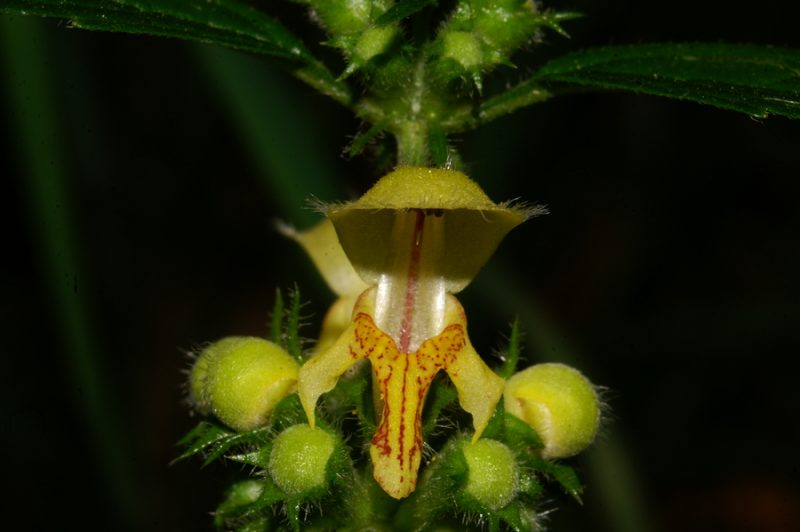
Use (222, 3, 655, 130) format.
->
(5, 1, 795, 169)
(0, 0, 350, 103)
(534, 43, 800, 119)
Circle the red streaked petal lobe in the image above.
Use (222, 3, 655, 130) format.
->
(297, 288, 505, 499)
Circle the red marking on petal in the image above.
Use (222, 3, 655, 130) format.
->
(398, 211, 426, 353)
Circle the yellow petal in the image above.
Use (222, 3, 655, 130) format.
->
(297, 288, 505, 499)
(315, 295, 358, 354)
(297, 320, 360, 429)
(440, 298, 505, 442)
(280, 219, 369, 297)
(325, 166, 538, 293)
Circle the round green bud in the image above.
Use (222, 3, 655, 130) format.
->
(190, 337, 299, 431)
(442, 31, 484, 69)
(504, 363, 600, 459)
(462, 439, 518, 510)
(353, 25, 398, 63)
(189, 345, 214, 414)
(269, 424, 336, 497)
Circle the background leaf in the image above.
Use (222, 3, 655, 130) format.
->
(534, 43, 800, 119)
(376, 0, 437, 26)
(0, 0, 350, 104)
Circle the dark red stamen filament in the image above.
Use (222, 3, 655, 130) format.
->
(398, 210, 425, 353)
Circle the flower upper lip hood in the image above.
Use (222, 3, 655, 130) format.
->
(323, 166, 539, 293)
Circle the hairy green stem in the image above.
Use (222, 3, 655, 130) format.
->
(394, 57, 431, 165)
(395, 120, 430, 165)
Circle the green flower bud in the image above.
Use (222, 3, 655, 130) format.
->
(441, 31, 484, 69)
(504, 363, 600, 459)
(353, 25, 398, 64)
(308, 0, 393, 35)
(190, 337, 299, 431)
(269, 424, 336, 497)
(462, 439, 518, 510)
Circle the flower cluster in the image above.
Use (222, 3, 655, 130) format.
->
(184, 166, 600, 529)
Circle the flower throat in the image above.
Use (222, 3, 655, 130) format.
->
(373, 209, 446, 353)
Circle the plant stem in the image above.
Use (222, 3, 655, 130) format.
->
(395, 120, 429, 166)
(394, 58, 431, 166)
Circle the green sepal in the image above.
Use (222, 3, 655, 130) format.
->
(532, 10, 583, 39)
(495, 501, 537, 532)
(498, 318, 522, 379)
(347, 121, 388, 158)
(341, 469, 398, 528)
(523, 456, 584, 503)
(286, 285, 304, 362)
(201, 427, 273, 467)
(482, 402, 544, 452)
(393, 436, 469, 530)
(518, 471, 544, 500)
(227, 445, 272, 469)
(327, 360, 377, 435)
(267, 286, 305, 362)
(502, 408, 545, 451)
(174, 421, 265, 468)
(270, 394, 309, 434)
(422, 377, 459, 437)
(175, 402, 306, 468)
(173, 421, 234, 463)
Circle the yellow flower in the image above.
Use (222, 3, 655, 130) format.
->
(288, 166, 539, 499)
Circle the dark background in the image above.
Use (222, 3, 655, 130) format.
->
(2, 1, 799, 530)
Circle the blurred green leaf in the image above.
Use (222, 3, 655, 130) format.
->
(199, 45, 343, 221)
(2, 13, 141, 524)
(376, 0, 436, 26)
(1, 0, 351, 104)
(535, 43, 800, 119)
